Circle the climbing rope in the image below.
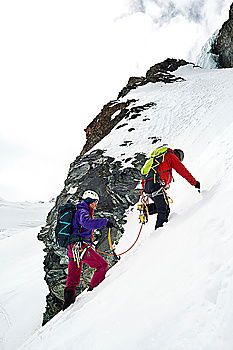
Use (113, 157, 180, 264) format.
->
(85, 190, 172, 261)
(96, 224, 143, 259)
(96, 189, 173, 259)
(96, 192, 147, 259)
(107, 227, 113, 251)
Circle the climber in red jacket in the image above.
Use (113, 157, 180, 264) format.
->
(141, 148, 200, 229)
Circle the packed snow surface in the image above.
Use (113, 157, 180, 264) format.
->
(0, 200, 52, 349)
(5, 65, 233, 349)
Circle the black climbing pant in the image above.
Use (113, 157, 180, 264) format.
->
(145, 181, 170, 229)
(153, 191, 170, 229)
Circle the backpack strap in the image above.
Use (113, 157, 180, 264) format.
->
(141, 147, 170, 178)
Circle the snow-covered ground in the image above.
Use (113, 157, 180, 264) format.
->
(0, 198, 52, 239)
(3, 65, 233, 349)
(0, 200, 52, 350)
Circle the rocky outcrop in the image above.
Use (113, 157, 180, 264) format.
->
(81, 100, 156, 155)
(80, 58, 189, 156)
(117, 58, 190, 99)
(39, 149, 146, 324)
(80, 99, 136, 155)
(146, 58, 189, 77)
(212, 3, 233, 68)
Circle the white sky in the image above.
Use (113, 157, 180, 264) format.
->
(0, 0, 232, 202)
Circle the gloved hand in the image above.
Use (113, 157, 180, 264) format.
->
(106, 220, 114, 228)
(94, 230, 101, 237)
(194, 181, 200, 192)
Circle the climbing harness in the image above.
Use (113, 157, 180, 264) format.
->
(150, 187, 164, 198)
(72, 241, 91, 267)
(149, 187, 173, 204)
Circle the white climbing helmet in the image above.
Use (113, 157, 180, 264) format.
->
(82, 190, 99, 203)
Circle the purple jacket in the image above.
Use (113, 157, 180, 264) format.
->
(72, 201, 108, 241)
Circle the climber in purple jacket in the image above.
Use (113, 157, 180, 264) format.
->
(63, 190, 113, 310)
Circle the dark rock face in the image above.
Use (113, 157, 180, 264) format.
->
(39, 149, 146, 324)
(212, 3, 233, 68)
(146, 58, 189, 77)
(118, 58, 190, 99)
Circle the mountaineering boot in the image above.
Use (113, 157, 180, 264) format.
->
(87, 285, 94, 291)
(155, 223, 163, 230)
(155, 218, 165, 229)
(62, 288, 76, 310)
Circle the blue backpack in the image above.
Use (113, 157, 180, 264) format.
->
(55, 203, 77, 248)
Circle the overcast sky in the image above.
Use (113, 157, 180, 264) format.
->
(0, 0, 232, 202)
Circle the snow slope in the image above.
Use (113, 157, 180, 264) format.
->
(0, 198, 52, 239)
(0, 200, 52, 350)
(19, 65, 233, 349)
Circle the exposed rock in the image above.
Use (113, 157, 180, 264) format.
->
(146, 58, 190, 77)
(120, 140, 133, 147)
(80, 59, 189, 158)
(116, 123, 128, 129)
(118, 58, 190, 98)
(81, 101, 156, 155)
(212, 3, 233, 68)
(39, 149, 146, 324)
(148, 72, 184, 84)
(80, 99, 137, 155)
(118, 77, 147, 99)
(148, 136, 162, 144)
(128, 76, 146, 86)
(128, 103, 156, 115)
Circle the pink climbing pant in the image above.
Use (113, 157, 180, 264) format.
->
(65, 245, 108, 290)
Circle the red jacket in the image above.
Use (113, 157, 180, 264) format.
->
(142, 149, 197, 189)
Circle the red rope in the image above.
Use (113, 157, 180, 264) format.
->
(96, 223, 143, 257)
(118, 223, 143, 256)
(96, 193, 147, 258)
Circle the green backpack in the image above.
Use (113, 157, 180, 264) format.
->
(141, 146, 169, 183)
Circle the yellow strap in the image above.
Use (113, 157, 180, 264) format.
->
(162, 188, 174, 204)
(108, 228, 113, 250)
(168, 196, 173, 203)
